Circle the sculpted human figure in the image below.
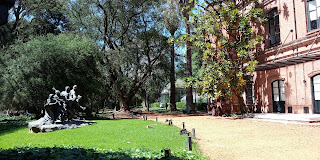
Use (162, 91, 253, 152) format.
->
(53, 89, 64, 104)
(61, 86, 70, 102)
(60, 86, 70, 119)
(44, 94, 57, 122)
(69, 85, 77, 101)
(76, 95, 86, 110)
(28, 85, 90, 133)
(67, 85, 78, 120)
(43, 85, 85, 122)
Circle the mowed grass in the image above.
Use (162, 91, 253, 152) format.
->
(0, 119, 188, 152)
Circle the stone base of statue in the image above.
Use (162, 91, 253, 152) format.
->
(28, 116, 95, 133)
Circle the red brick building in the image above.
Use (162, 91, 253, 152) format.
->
(253, 0, 320, 114)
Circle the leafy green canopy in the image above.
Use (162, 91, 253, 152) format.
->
(68, 0, 171, 110)
(163, 1, 181, 36)
(0, 0, 70, 47)
(183, 1, 265, 105)
(0, 34, 103, 113)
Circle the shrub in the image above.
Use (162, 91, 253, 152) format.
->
(150, 102, 161, 108)
(0, 146, 208, 160)
(194, 103, 207, 111)
(176, 102, 186, 109)
(0, 115, 35, 132)
(1, 34, 103, 115)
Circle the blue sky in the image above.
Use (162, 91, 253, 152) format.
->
(173, 0, 206, 64)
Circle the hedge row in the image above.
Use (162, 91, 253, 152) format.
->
(0, 146, 208, 160)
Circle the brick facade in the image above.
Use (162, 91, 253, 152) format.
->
(253, 0, 320, 114)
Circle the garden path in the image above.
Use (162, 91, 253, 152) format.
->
(151, 115, 320, 160)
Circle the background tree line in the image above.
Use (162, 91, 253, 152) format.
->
(0, 0, 265, 115)
(0, 0, 181, 115)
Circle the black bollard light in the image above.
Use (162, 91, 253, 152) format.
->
(161, 148, 171, 158)
(187, 136, 192, 151)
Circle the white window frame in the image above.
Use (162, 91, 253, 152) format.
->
(307, 0, 320, 31)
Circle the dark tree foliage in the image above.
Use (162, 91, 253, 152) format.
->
(0, 34, 103, 115)
(0, 0, 70, 47)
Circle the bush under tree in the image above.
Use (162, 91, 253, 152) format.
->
(0, 34, 104, 116)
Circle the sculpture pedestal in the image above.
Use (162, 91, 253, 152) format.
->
(28, 118, 96, 133)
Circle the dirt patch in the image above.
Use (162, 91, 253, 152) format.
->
(148, 115, 320, 160)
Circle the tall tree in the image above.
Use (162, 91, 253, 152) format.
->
(163, 1, 180, 111)
(187, 0, 265, 113)
(68, 0, 170, 111)
(177, 0, 195, 113)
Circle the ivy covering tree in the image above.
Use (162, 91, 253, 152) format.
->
(186, 0, 265, 113)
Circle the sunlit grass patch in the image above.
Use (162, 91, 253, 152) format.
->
(0, 119, 207, 159)
(1, 120, 186, 151)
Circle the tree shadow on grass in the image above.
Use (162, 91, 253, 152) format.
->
(0, 121, 28, 136)
(0, 146, 201, 160)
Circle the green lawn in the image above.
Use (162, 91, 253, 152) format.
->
(0, 119, 188, 151)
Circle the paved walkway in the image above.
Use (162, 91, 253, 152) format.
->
(152, 115, 320, 160)
(249, 113, 320, 125)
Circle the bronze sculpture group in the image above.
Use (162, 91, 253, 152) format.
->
(28, 85, 91, 133)
(44, 85, 86, 123)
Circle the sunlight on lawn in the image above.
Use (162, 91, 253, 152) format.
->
(0, 119, 187, 152)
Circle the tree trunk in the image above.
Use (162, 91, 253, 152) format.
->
(142, 100, 146, 108)
(170, 42, 177, 112)
(145, 89, 150, 111)
(120, 96, 130, 111)
(120, 100, 130, 111)
(207, 98, 211, 112)
(235, 92, 247, 114)
(185, 18, 195, 113)
(115, 100, 120, 111)
(141, 88, 149, 111)
(142, 95, 149, 111)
